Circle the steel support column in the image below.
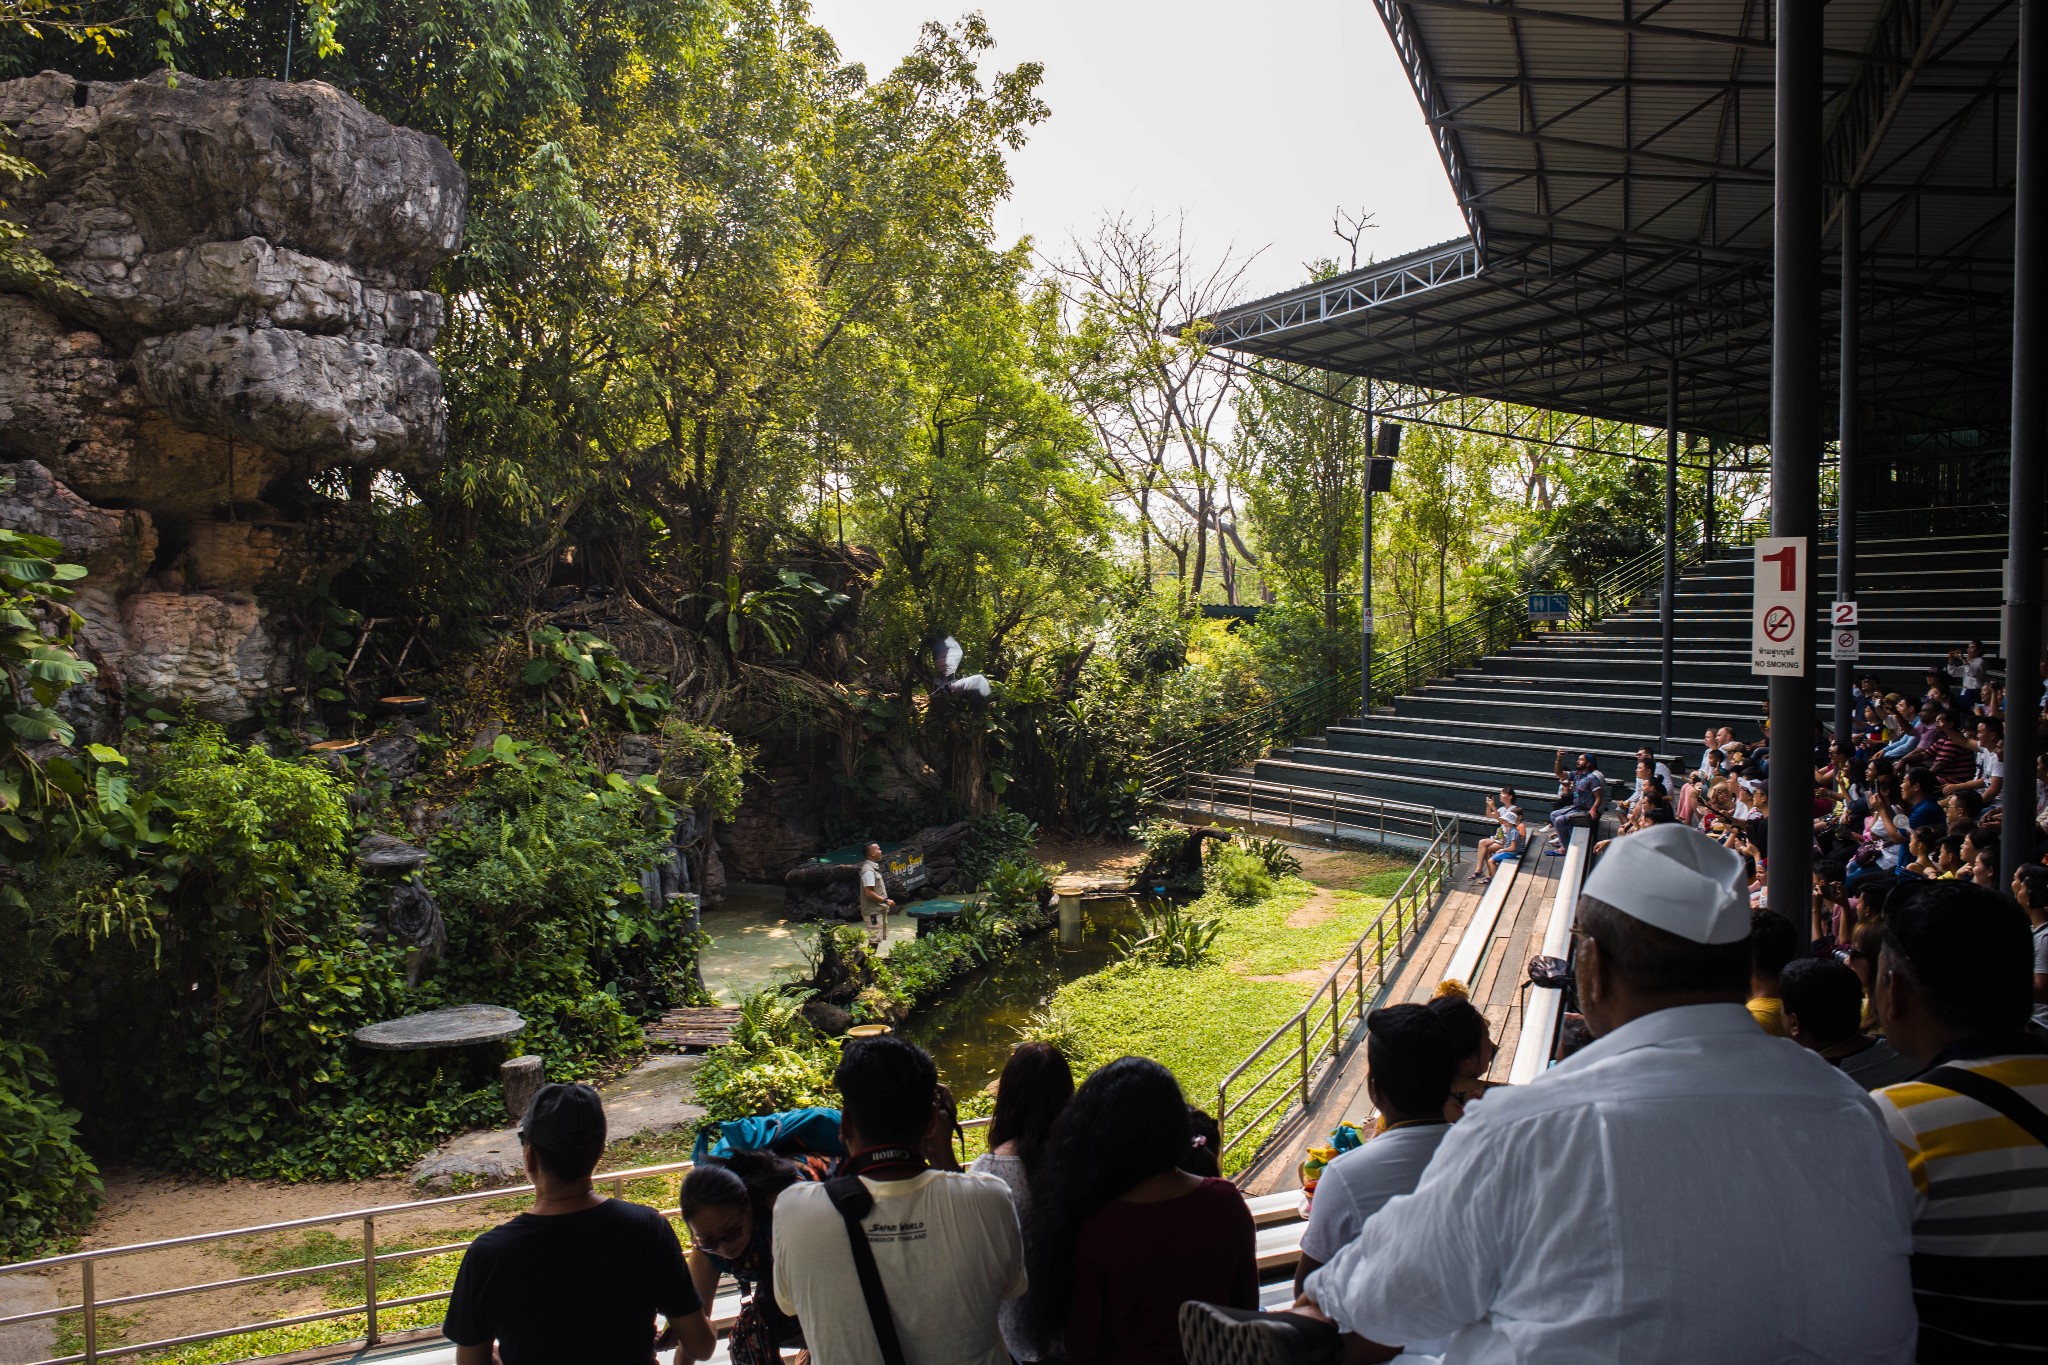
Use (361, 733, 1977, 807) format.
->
(1662, 359, 1679, 746)
(1705, 442, 1718, 557)
(2005, 0, 2046, 886)
(1835, 188, 1861, 746)
(1769, 0, 1823, 941)
(1362, 379, 1375, 722)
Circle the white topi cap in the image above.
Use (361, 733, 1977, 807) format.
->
(1578, 823, 1750, 945)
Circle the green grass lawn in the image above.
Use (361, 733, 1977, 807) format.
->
(1045, 865, 1414, 1175)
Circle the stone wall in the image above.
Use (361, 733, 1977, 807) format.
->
(0, 71, 464, 721)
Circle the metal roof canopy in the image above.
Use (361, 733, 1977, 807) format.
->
(1202, 0, 2019, 444)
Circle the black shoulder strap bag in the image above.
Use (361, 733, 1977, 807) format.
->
(823, 1146, 925, 1365)
(1921, 1065, 2048, 1148)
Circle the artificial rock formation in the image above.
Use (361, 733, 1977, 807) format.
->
(0, 71, 464, 721)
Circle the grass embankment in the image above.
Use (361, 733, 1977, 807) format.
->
(1044, 859, 1415, 1176)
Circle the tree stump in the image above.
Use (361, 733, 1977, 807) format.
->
(502, 1055, 545, 1122)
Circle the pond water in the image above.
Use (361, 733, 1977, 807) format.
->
(904, 896, 1146, 1098)
(697, 882, 920, 1003)
(696, 883, 1146, 1099)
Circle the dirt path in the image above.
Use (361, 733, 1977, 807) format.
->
(1033, 834, 1146, 881)
(19, 1054, 702, 1354)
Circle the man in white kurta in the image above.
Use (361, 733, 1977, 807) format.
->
(1182, 824, 1919, 1365)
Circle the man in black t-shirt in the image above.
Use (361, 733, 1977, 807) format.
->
(444, 1083, 714, 1364)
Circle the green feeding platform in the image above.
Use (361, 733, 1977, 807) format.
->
(906, 896, 972, 937)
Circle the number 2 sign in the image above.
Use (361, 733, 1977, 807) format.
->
(1831, 600, 1859, 628)
(1752, 537, 1809, 676)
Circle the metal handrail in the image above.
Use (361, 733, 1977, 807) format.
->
(1214, 811, 1463, 1160)
(1178, 774, 1443, 852)
(0, 1160, 698, 1365)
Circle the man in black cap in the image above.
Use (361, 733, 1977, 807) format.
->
(445, 1082, 714, 1364)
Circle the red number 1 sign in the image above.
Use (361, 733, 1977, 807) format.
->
(1752, 537, 1808, 676)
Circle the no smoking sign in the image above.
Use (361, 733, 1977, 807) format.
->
(1751, 537, 1809, 676)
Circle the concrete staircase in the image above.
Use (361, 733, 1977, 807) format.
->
(1182, 532, 2005, 831)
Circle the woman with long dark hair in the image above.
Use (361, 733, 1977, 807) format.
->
(1027, 1057, 1257, 1365)
(1428, 986, 1502, 1120)
(678, 1152, 804, 1365)
(969, 1042, 1076, 1363)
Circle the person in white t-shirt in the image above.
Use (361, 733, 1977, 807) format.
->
(858, 843, 894, 949)
(773, 1034, 1024, 1365)
(1294, 1006, 1456, 1341)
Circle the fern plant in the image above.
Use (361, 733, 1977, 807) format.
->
(1237, 836, 1302, 879)
(1115, 899, 1224, 968)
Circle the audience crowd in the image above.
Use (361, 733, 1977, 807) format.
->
(438, 643, 2048, 1365)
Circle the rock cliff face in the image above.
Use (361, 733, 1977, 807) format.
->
(0, 71, 464, 721)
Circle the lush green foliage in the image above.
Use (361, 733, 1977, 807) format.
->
(425, 752, 693, 1050)
(1114, 899, 1223, 969)
(957, 809, 1040, 887)
(0, 1038, 99, 1259)
(1205, 842, 1276, 904)
(1237, 836, 1303, 880)
(692, 988, 836, 1124)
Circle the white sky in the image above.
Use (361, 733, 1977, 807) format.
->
(807, 0, 1470, 301)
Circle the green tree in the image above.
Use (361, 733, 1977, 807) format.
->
(1230, 365, 1367, 637)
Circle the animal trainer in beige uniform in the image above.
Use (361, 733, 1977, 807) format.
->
(859, 842, 894, 949)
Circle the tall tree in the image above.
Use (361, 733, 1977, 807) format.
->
(1046, 213, 1250, 607)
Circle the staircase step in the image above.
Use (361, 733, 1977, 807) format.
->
(1175, 525, 2005, 824)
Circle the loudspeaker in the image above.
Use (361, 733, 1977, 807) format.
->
(1367, 457, 1395, 493)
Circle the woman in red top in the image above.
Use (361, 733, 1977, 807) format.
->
(1027, 1056, 1259, 1365)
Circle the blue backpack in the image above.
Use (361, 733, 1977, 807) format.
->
(692, 1106, 847, 1164)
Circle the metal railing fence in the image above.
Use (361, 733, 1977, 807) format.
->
(1214, 810, 1463, 1160)
(0, 1120, 998, 1365)
(1176, 776, 1444, 852)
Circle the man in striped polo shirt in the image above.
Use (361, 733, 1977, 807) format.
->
(1871, 879, 2048, 1363)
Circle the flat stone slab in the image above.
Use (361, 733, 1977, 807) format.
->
(357, 831, 429, 872)
(0, 1269, 56, 1365)
(353, 1004, 525, 1051)
(411, 1055, 705, 1192)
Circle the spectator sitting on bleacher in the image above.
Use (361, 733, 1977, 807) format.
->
(1635, 746, 1674, 798)
(1028, 1056, 1257, 1365)
(1747, 910, 1796, 1036)
(1958, 716, 2005, 816)
(1546, 750, 1605, 854)
(1869, 879, 2048, 1362)
(1947, 641, 1988, 709)
(2016, 864, 2048, 1037)
(1178, 823, 1917, 1365)
(1912, 707, 1979, 789)
(444, 1083, 716, 1365)
(1429, 987, 1503, 1118)
(774, 1034, 1024, 1365)
(1471, 787, 1524, 885)
(1902, 766, 1946, 832)
(1922, 665, 1955, 707)
(1291, 1004, 1456, 1318)
(1780, 956, 1921, 1090)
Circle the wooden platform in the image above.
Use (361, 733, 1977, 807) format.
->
(646, 1006, 742, 1050)
(1239, 840, 1572, 1196)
